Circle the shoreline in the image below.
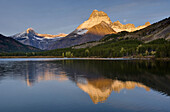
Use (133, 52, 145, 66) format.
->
(0, 56, 169, 61)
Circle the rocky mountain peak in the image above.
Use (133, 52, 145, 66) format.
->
(111, 20, 151, 32)
(89, 9, 109, 19)
(112, 20, 123, 26)
(124, 23, 135, 28)
(27, 28, 36, 35)
(11, 28, 67, 50)
(77, 10, 112, 30)
(114, 20, 121, 23)
(145, 22, 151, 26)
(26, 28, 67, 38)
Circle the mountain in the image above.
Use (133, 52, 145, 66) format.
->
(38, 17, 170, 58)
(124, 17, 170, 42)
(49, 10, 116, 49)
(74, 17, 170, 49)
(0, 34, 40, 53)
(37, 33, 67, 38)
(49, 10, 150, 49)
(112, 21, 151, 32)
(9, 10, 150, 50)
(77, 9, 112, 29)
(10, 28, 67, 50)
(102, 17, 170, 42)
(49, 21, 116, 49)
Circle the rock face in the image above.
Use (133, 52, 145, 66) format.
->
(10, 28, 67, 50)
(77, 10, 112, 30)
(111, 21, 151, 32)
(87, 21, 116, 36)
(37, 33, 67, 38)
(0, 34, 40, 52)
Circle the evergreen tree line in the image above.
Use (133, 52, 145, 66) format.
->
(0, 39, 170, 58)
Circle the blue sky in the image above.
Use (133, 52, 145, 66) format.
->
(0, 0, 170, 36)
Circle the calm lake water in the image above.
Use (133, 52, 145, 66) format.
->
(0, 58, 170, 112)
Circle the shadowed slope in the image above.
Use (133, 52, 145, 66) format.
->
(0, 34, 40, 52)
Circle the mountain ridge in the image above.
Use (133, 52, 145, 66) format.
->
(9, 10, 151, 50)
(49, 10, 151, 49)
(26, 28, 67, 38)
(48, 21, 116, 49)
(73, 17, 170, 49)
(0, 34, 40, 53)
(77, 10, 112, 30)
(10, 28, 67, 50)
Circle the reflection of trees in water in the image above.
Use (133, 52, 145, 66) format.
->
(61, 60, 170, 96)
(0, 60, 170, 96)
(61, 60, 170, 76)
(0, 61, 67, 86)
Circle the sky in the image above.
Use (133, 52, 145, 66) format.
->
(0, 0, 170, 36)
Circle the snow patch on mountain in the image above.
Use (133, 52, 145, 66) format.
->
(77, 29, 88, 35)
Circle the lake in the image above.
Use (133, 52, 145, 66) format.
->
(0, 58, 170, 112)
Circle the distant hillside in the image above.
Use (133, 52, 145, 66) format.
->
(0, 34, 40, 53)
(2, 38, 169, 58)
(74, 17, 170, 49)
(103, 17, 170, 42)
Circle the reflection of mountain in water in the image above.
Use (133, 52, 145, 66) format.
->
(60, 60, 170, 96)
(24, 62, 68, 86)
(27, 73, 68, 86)
(0, 60, 170, 103)
(23, 65, 150, 104)
(0, 61, 68, 86)
(77, 79, 150, 104)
